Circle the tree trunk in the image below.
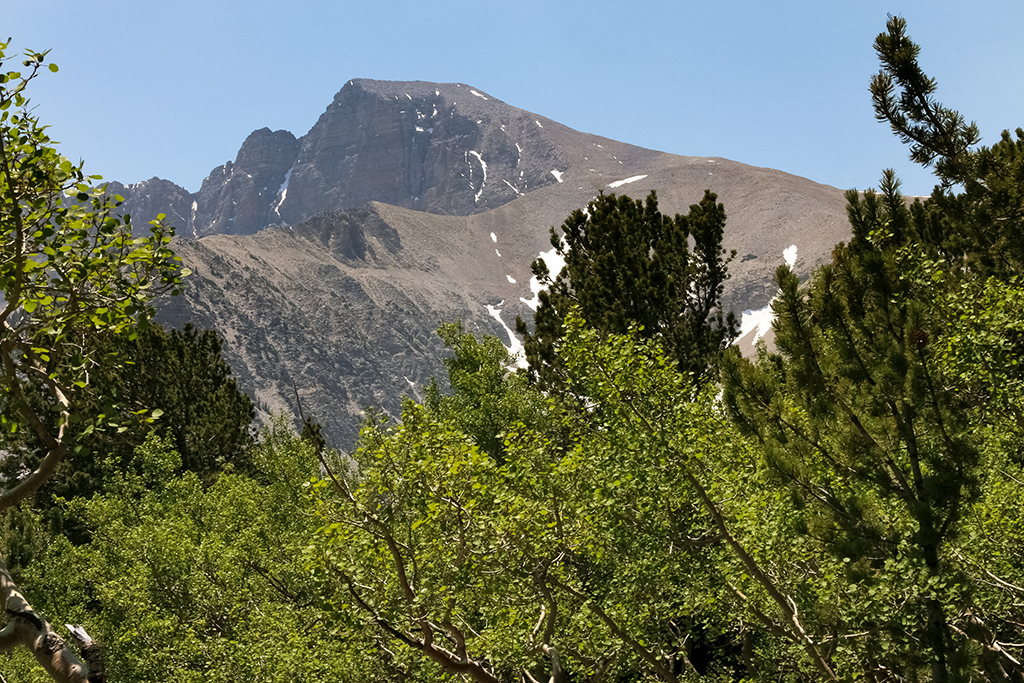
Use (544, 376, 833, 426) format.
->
(0, 554, 91, 683)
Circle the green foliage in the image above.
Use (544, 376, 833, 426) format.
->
(425, 321, 559, 462)
(555, 315, 756, 680)
(310, 316, 857, 682)
(3, 322, 255, 495)
(870, 15, 980, 179)
(872, 16, 1024, 279)
(0, 42, 189, 529)
(515, 190, 737, 393)
(0, 42, 195, 682)
(0, 322, 256, 556)
(81, 322, 256, 481)
(310, 403, 549, 680)
(936, 276, 1024, 452)
(721, 236, 978, 677)
(7, 19, 1024, 683)
(10, 427, 387, 683)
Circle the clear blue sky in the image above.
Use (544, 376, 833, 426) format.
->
(6, 1, 1022, 196)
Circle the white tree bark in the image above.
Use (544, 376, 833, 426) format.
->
(0, 555, 91, 682)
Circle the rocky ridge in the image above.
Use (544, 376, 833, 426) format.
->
(116, 79, 660, 237)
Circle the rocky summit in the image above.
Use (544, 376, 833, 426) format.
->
(114, 79, 853, 447)
(114, 79, 661, 237)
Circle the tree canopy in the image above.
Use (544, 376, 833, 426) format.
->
(0, 322, 256, 549)
(720, 16, 1024, 681)
(515, 190, 737, 392)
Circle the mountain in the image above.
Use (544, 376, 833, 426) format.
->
(114, 79, 853, 447)
(112, 79, 665, 234)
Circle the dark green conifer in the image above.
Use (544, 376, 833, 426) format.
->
(722, 16, 1024, 681)
(515, 190, 737, 392)
(724, 175, 977, 680)
(1, 323, 256, 515)
(872, 15, 1024, 278)
(106, 323, 256, 479)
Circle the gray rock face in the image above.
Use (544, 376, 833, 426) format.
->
(294, 207, 403, 262)
(112, 80, 591, 237)
(157, 204, 488, 442)
(276, 79, 566, 222)
(105, 178, 194, 235)
(191, 128, 299, 237)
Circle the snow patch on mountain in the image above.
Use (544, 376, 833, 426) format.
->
(486, 302, 527, 368)
(739, 302, 775, 343)
(271, 165, 294, 217)
(784, 245, 798, 269)
(468, 151, 487, 203)
(738, 245, 799, 344)
(608, 174, 648, 189)
(521, 244, 566, 312)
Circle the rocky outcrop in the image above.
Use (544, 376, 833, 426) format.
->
(157, 203, 507, 442)
(111, 129, 299, 238)
(111, 79, 664, 238)
(294, 207, 403, 263)
(274, 79, 569, 222)
(191, 128, 299, 237)
(104, 178, 193, 236)
(112, 79, 637, 237)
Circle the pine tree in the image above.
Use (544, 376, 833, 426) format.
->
(515, 190, 737, 392)
(722, 16, 1024, 681)
(723, 178, 978, 680)
(100, 323, 256, 481)
(1, 323, 256, 525)
(872, 14, 1024, 278)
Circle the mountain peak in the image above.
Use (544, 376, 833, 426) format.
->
(270, 77, 569, 223)
(337, 78, 497, 102)
(122, 77, 853, 445)
(112, 78, 663, 237)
